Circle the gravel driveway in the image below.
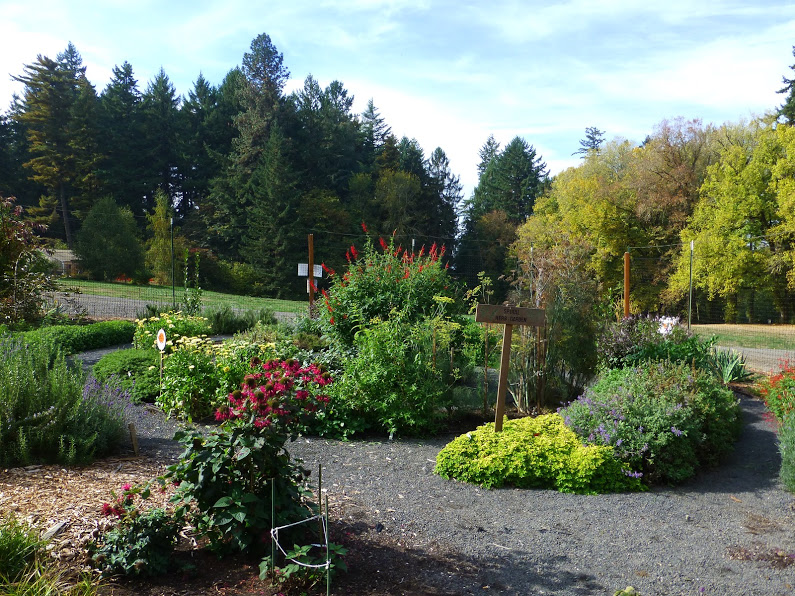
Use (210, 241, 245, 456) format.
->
(112, 381, 795, 595)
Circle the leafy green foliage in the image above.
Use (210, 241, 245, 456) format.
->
(93, 348, 160, 403)
(0, 337, 130, 466)
(0, 515, 47, 583)
(435, 414, 642, 494)
(19, 319, 134, 354)
(779, 410, 795, 492)
(598, 315, 713, 371)
(159, 340, 220, 419)
(262, 541, 348, 590)
(759, 364, 795, 423)
(708, 348, 753, 385)
(325, 314, 463, 437)
(132, 311, 210, 352)
(319, 232, 461, 347)
(202, 304, 276, 335)
(560, 362, 741, 484)
(75, 197, 146, 281)
(91, 483, 180, 577)
(165, 358, 332, 554)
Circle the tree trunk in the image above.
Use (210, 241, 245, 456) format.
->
(59, 184, 73, 250)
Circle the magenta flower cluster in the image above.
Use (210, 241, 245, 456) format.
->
(214, 358, 333, 430)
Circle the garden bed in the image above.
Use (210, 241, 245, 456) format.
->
(2, 393, 795, 595)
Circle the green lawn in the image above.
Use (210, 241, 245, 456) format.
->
(692, 323, 795, 351)
(57, 279, 307, 314)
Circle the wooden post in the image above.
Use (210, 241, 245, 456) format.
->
(475, 304, 545, 433)
(308, 234, 315, 318)
(494, 323, 513, 432)
(623, 251, 630, 318)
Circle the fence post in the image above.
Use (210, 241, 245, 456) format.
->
(171, 217, 175, 310)
(688, 240, 694, 331)
(308, 234, 315, 318)
(623, 251, 630, 318)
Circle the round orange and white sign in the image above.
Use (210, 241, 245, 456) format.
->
(156, 328, 167, 351)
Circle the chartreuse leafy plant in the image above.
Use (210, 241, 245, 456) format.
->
(93, 348, 161, 403)
(779, 410, 795, 492)
(561, 361, 740, 485)
(435, 414, 643, 494)
(164, 358, 333, 555)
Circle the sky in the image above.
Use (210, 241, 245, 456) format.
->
(2, 0, 795, 198)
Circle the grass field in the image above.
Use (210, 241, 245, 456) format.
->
(692, 323, 795, 351)
(56, 279, 307, 314)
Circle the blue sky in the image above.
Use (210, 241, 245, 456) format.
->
(2, 0, 795, 197)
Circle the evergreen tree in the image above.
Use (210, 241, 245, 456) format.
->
(573, 126, 605, 157)
(99, 61, 147, 215)
(778, 46, 795, 124)
(146, 189, 174, 284)
(76, 196, 145, 280)
(141, 68, 182, 211)
(11, 44, 101, 248)
(427, 147, 462, 240)
(361, 99, 391, 169)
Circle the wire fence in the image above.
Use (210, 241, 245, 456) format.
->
(629, 243, 795, 374)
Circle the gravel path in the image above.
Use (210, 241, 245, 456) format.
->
(76, 346, 795, 595)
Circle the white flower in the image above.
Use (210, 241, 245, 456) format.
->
(658, 316, 678, 336)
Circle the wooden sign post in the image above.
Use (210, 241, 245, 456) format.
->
(475, 304, 545, 432)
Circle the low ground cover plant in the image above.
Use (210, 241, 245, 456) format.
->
(0, 336, 130, 466)
(779, 410, 795, 492)
(560, 361, 741, 484)
(435, 414, 643, 493)
(93, 348, 161, 403)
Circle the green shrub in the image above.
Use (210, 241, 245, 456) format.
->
(560, 362, 741, 484)
(435, 414, 642, 494)
(93, 349, 161, 403)
(598, 315, 714, 371)
(159, 339, 219, 420)
(91, 483, 180, 577)
(325, 314, 460, 437)
(760, 364, 795, 423)
(133, 311, 210, 352)
(20, 320, 135, 354)
(165, 359, 333, 555)
(0, 515, 46, 582)
(780, 410, 795, 492)
(203, 304, 276, 335)
(319, 233, 462, 347)
(0, 337, 130, 466)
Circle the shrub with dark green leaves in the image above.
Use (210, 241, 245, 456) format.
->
(93, 349, 161, 403)
(0, 337, 130, 466)
(560, 362, 741, 484)
(435, 414, 643, 494)
(20, 320, 134, 354)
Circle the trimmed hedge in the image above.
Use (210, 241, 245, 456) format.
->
(18, 320, 135, 354)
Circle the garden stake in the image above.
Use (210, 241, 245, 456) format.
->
(325, 493, 331, 596)
(271, 480, 276, 579)
(318, 463, 323, 544)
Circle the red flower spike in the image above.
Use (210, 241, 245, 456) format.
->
(321, 262, 335, 276)
(361, 221, 368, 233)
(345, 250, 351, 263)
(350, 245, 359, 259)
(403, 269, 410, 279)
(379, 237, 388, 251)
(309, 279, 318, 292)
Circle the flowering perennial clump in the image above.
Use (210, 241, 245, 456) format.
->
(759, 362, 795, 423)
(216, 358, 332, 430)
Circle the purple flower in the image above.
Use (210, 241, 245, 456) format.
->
(671, 427, 683, 437)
